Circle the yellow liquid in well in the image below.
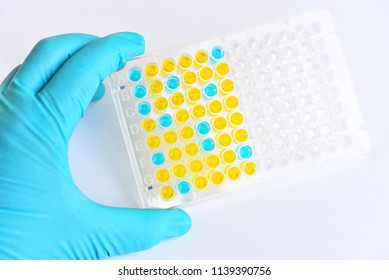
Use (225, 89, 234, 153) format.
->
(185, 142, 198, 156)
(160, 185, 175, 200)
(220, 78, 234, 93)
(180, 126, 194, 140)
(234, 128, 248, 143)
(156, 169, 170, 183)
(183, 71, 197, 86)
(146, 135, 160, 149)
(224, 95, 239, 110)
(195, 50, 208, 66)
(150, 80, 163, 94)
(164, 130, 177, 144)
(221, 149, 237, 164)
(170, 92, 185, 107)
(210, 171, 224, 185)
(212, 116, 227, 131)
(154, 97, 168, 111)
(243, 161, 257, 176)
(173, 164, 187, 178)
(161, 58, 175, 74)
(199, 66, 213, 81)
(193, 175, 208, 190)
(168, 147, 182, 161)
(142, 118, 156, 132)
(217, 133, 232, 147)
(207, 99, 223, 115)
(226, 166, 241, 181)
(205, 154, 220, 168)
(228, 112, 244, 126)
(145, 63, 159, 78)
(178, 54, 192, 70)
(189, 159, 203, 173)
(191, 104, 206, 119)
(215, 62, 230, 77)
(187, 88, 201, 103)
(175, 109, 190, 124)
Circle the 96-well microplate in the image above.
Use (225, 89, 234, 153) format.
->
(107, 7, 369, 208)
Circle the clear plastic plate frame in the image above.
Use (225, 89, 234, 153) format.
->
(106, 7, 370, 208)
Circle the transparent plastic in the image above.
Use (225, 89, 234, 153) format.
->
(106, 7, 370, 208)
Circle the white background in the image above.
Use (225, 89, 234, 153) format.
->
(1, 0, 388, 259)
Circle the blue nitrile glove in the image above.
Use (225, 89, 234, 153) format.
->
(0, 32, 191, 259)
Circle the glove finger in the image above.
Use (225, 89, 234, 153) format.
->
(9, 34, 98, 94)
(39, 32, 144, 139)
(78, 206, 191, 259)
(0, 65, 20, 95)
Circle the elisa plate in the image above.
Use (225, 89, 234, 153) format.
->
(106, 7, 369, 208)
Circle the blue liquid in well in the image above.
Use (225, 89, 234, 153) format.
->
(201, 138, 215, 152)
(166, 76, 180, 90)
(178, 181, 190, 195)
(238, 145, 253, 159)
(203, 84, 218, 98)
(211, 46, 225, 60)
(196, 121, 211, 135)
(159, 114, 173, 128)
(138, 101, 151, 115)
(133, 85, 147, 98)
(152, 152, 165, 165)
(128, 67, 142, 82)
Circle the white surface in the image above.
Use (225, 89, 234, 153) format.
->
(1, 0, 388, 259)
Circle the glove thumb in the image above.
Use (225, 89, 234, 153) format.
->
(91, 83, 105, 102)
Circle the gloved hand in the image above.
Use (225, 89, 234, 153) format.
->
(0, 32, 191, 259)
